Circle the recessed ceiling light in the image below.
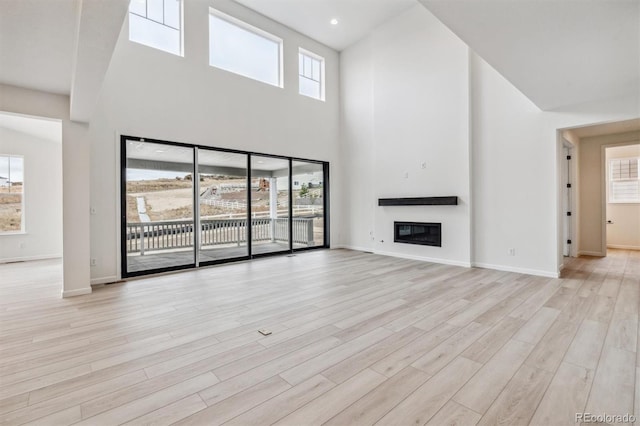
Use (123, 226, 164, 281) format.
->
(155, 150, 165, 153)
(330, 18, 339, 25)
(257, 160, 264, 164)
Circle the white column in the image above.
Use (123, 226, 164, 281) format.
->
(62, 121, 92, 297)
(270, 178, 277, 242)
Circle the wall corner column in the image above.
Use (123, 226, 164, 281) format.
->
(62, 120, 92, 298)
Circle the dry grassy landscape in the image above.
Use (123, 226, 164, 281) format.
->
(124, 175, 325, 247)
(127, 177, 249, 222)
(0, 185, 23, 232)
(125, 176, 300, 223)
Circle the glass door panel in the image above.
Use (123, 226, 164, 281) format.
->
(250, 156, 290, 255)
(124, 140, 195, 274)
(292, 161, 325, 248)
(197, 149, 249, 263)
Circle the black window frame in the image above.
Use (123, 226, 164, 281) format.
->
(120, 135, 330, 278)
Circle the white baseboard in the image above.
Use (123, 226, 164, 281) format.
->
(91, 276, 119, 286)
(61, 287, 92, 298)
(607, 244, 640, 251)
(337, 247, 558, 278)
(577, 250, 605, 257)
(0, 254, 62, 264)
(472, 262, 559, 278)
(374, 249, 472, 268)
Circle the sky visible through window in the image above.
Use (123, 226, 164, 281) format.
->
(0, 156, 23, 184)
(299, 51, 323, 100)
(129, 0, 182, 56)
(209, 13, 280, 86)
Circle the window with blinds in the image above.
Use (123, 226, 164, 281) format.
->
(609, 157, 640, 203)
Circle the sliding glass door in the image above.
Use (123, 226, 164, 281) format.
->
(197, 149, 249, 264)
(123, 140, 195, 274)
(121, 136, 329, 277)
(292, 160, 325, 247)
(250, 156, 290, 256)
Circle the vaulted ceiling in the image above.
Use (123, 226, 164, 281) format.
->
(0, 0, 128, 122)
(0, 0, 79, 95)
(419, 0, 640, 111)
(233, 0, 417, 51)
(0, 0, 637, 120)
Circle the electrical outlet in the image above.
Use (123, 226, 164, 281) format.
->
(90, 258, 97, 266)
(508, 248, 515, 256)
(421, 162, 427, 169)
(404, 172, 409, 179)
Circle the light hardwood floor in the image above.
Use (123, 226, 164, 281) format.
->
(0, 249, 638, 425)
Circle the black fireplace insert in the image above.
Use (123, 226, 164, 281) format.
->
(394, 222, 441, 247)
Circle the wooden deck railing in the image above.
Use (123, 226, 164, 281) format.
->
(126, 217, 315, 254)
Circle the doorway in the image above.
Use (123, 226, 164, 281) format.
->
(559, 118, 640, 266)
(603, 143, 640, 252)
(0, 112, 63, 266)
(120, 136, 329, 277)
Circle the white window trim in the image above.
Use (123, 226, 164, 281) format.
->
(298, 47, 325, 101)
(0, 154, 25, 235)
(608, 156, 640, 204)
(209, 8, 284, 88)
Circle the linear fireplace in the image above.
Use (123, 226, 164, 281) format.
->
(394, 222, 441, 247)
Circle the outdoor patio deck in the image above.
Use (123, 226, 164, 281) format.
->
(126, 242, 309, 272)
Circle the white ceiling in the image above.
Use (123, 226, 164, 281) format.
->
(1, 0, 637, 119)
(0, 112, 62, 143)
(0, 0, 79, 95)
(233, 0, 417, 51)
(420, 0, 640, 111)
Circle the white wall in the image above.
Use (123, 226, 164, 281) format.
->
(340, 5, 472, 267)
(470, 54, 553, 275)
(471, 53, 638, 276)
(0, 125, 62, 262)
(88, 0, 341, 283)
(341, 4, 639, 277)
(339, 36, 374, 252)
(0, 84, 91, 297)
(606, 141, 640, 250)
